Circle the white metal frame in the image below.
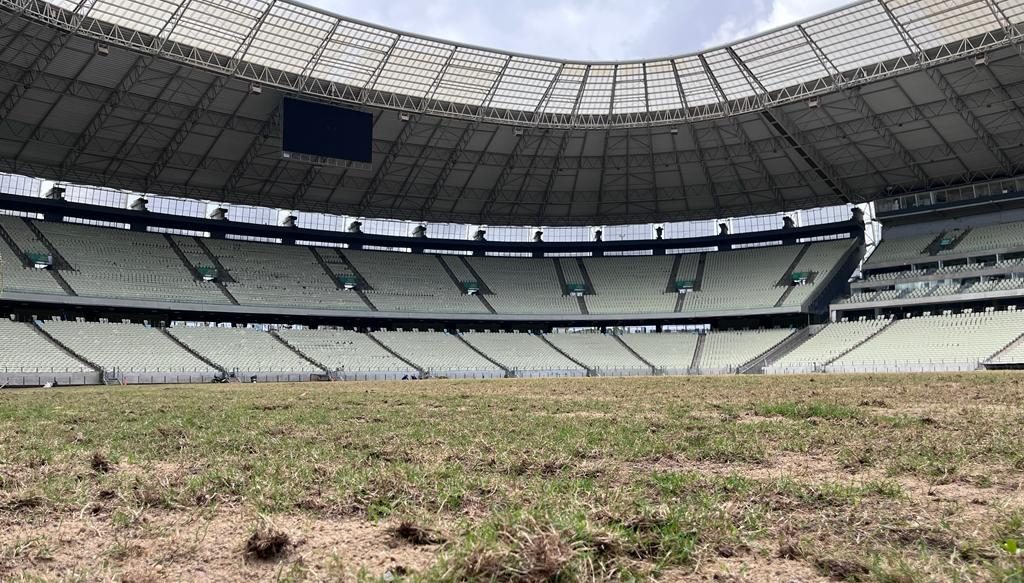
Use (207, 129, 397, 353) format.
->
(3, 0, 1021, 129)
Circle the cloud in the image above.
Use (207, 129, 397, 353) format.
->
(704, 0, 850, 48)
(312, 0, 850, 60)
(315, 0, 704, 60)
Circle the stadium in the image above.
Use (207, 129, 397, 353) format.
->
(1, 0, 1024, 580)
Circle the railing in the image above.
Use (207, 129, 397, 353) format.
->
(511, 368, 587, 378)
(423, 368, 506, 380)
(590, 366, 657, 377)
(875, 177, 1024, 215)
(0, 365, 93, 373)
(825, 359, 983, 374)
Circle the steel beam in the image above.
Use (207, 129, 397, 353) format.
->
(0, 0, 93, 120)
(222, 103, 280, 195)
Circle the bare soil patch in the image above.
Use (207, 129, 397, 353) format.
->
(0, 508, 438, 581)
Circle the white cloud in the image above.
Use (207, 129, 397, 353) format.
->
(315, 0, 697, 60)
(705, 0, 849, 48)
(311, 0, 850, 60)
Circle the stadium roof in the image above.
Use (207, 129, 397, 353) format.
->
(0, 0, 1023, 225)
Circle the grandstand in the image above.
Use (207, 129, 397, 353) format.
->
(370, 331, 505, 378)
(461, 332, 587, 377)
(0, 0, 1022, 386)
(616, 332, 700, 374)
(544, 332, 653, 375)
(275, 328, 417, 379)
(0, 217, 856, 317)
(829, 309, 1024, 372)
(165, 326, 321, 377)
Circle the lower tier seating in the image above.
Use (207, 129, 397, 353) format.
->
(831, 309, 1024, 369)
(167, 326, 319, 373)
(0, 320, 92, 372)
(767, 318, 891, 373)
(617, 332, 700, 371)
(41, 320, 216, 372)
(276, 328, 416, 373)
(698, 329, 795, 372)
(462, 331, 585, 374)
(371, 331, 503, 375)
(544, 332, 650, 373)
(987, 335, 1024, 365)
(9, 314, 1024, 384)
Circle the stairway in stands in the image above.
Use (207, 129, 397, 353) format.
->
(822, 319, 896, 367)
(436, 255, 496, 314)
(693, 253, 707, 291)
(773, 244, 811, 307)
(612, 334, 657, 374)
(538, 335, 592, 375)
(24, 219, 72, 269)
(366, 332, 423, 374)
(0, 222, 31, 267)
(269, 330, 332, 376)
(19, 220, 77, 295)
(737, 328, 807, 374)
(159, 329, 226, 374)
(309, 247, 347, 290)
(192, 238, 236, 282)
(165, 235, 204, 281)
(31, 320, 99, 373)
(689, 334, 706, 373)
(455, 334, 510, 375)
(552, 258, 588, 314)
(334, 249, 378, 311)
(666, 254, 683, 293)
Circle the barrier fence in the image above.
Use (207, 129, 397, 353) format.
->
(0, 360, 1008, 388)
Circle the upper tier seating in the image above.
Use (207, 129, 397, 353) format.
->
(467, 257, 579, 314)
(558, 258, 585, 286)
(0, 232, 66, 295)
(440, 256, 476, 284)
(310, 247, 357, 283)
(35, 222, 228, 303)
(0, 320, 92, 372)
(617, 332, 699, 371)
(986, 334, 1024, 365)
(372, 331, 503, 374)
(866, 219, 1024, 267)
(41, 320, 215, 372)
(767, 318, 891, 372)
(345, 250, 487, 313)
(462, 331, 585, 373)
(168, 326, 318, 373)
(683, 246, 798, 313)
(839, 291, 879, 304)
(778, 240, 854, 307)
(544, 332, 650, 372)
(866, 232, 938, 265)
(201, 239, 366, 310)
(0, 216, 49, 255)
(8, 218, 854, 317)
(938, 222, 1024, 255)
(276, 328, 416, 373)
(831, 310, 1024, 367)
(699, 328, 794, 371)
(585, 255, 677, 314)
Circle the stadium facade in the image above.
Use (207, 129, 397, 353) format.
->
(0, 0, 1023, 385)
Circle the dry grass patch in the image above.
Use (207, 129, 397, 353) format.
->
(1, 373, 1023, 581)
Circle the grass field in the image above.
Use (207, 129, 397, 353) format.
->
(2, 373, 1024, 582)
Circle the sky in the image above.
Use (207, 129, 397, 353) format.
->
(312, 0, 854, 61)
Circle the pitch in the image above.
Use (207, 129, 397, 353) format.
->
(2, 374, 1023, 581)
